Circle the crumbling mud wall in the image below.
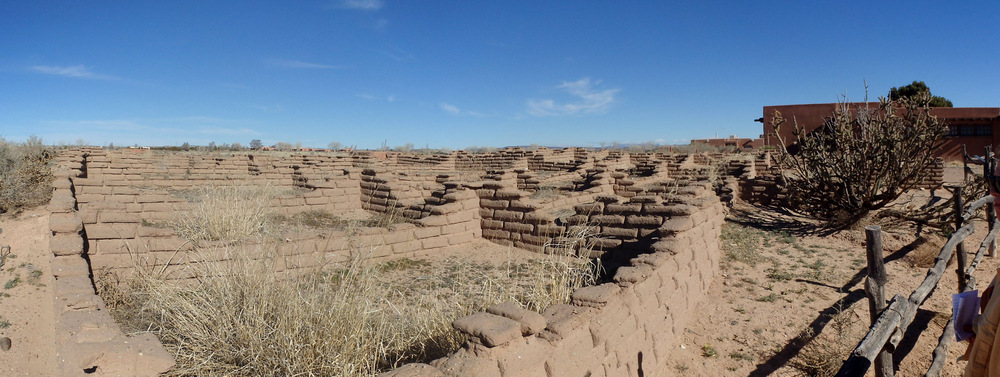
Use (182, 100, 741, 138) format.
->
(379, 182, 726, 377)
(48, 152, 175, 376)
(48, 147, 741, 376)
(55, 149, 482, 282)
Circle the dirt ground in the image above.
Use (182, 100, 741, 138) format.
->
(0, 208, 57, 376)
(657, 164, 990, 376)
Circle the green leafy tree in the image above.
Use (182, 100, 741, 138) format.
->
(889, 81, 953, 107)
(770, 91, 947, 227)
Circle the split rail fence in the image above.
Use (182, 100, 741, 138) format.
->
(835, 150, 998, 377)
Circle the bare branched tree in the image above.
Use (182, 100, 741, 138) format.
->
(770, 91, 947, 227)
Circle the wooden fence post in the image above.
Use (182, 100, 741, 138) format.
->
(986, 146, 996, 258)
(865, 225, 893, 377)
(950, 185, 968, 291)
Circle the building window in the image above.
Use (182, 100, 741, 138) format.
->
(977, 125, 993, 136)
(947, 125, 960, 137)
(960, 126, 976, 136)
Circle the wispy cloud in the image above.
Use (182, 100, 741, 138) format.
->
(526, 77, 619, 117)
(357, 93, 396, 102)
(440, 103, 461, 115)
(339, 0, 383, 10)
(265, 59, 344, 69)
(380, 48, 414, 62)
(31, 65, 118, 80)
(439, 102, 491, 117)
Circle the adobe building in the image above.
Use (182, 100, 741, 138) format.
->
(690, 135, 764, 150)
(760, 103, 1000, 161)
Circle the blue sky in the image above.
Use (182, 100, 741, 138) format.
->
(3, 1, 999, 149)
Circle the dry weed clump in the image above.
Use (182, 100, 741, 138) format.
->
(101, 245, 460, 376)
(0, 137, 53, 214)
(100, 239, 599, 376)
(790, 304, 865, 377)
(170, 185, 277, 242)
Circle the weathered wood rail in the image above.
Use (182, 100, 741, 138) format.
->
(834, 186, 998, 377)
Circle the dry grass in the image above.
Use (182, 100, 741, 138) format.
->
(99, 182, 600, 376)
(274, 209, 411, 234)
(170, 185, 277, 242)
(790, 304, 865, 377)
(101, 245, 456, 376)
(0, 137, 53, 214)
(99, 243, 598, 376)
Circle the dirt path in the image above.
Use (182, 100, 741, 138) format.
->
(0, 209, 57, 376)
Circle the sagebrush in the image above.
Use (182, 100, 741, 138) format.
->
(0, 137, 53, 214)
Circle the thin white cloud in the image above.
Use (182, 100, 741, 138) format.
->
(339, 0, 383, 10)
(526, 77, 619, 117)
(440, 103, 461, 115)
(357, 93, 396, 102)
(31, 65, 117, 80)
(380, 48, 414, 62)
(439, 103, 492, 117)
(265, 59, 343, 69)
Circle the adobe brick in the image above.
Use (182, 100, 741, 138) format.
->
(413, 226, 440, 239)
(422, 236, 449, 249)
(626, 215, 663, 227)
(50, 255, 91, 278)
(535, 224, 564, 236)
(446, 210, 475, 224)
(600, 226, 638, 238)
(79, 186, 113, 195)
(591, 237, 622, 249)
(50, 213, 83, 234)
(494, 189, 522, 199)
(448, 231, 474, 245)
(519, 233, 549, 246)
(660, 217, 695, 233)
(138, 226, 176, 237)
(75, 193, 105, 203)
(441, 223, 466, 235)
(480, 199, 509, 209)
(573, 202, 603, 215)
(493, 210, 523, 222)
(508, 200, 537, 211)
(85, 223, 137, 239)
(142, 202, 177, 212)
(482, 229, 510, 239)
(98, 211, 142, 223)
(51, 234, 84, 256)
(590, 215, 625, 225)
(392, 239, 422, 254)
(503, 222, 534, 233)
(605, 203, 642, 214)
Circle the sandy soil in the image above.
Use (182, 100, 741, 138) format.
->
(0, 209, 57, 376)
(658, 165, 989, 376)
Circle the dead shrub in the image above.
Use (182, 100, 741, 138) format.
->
(99, 239, 598, 376)
(770, 90, 947, 228)
(170, 185, 277, 242)
(0, 137, 53, 214)
(790, 304, 865, 377)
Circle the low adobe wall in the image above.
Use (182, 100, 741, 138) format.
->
(379, 182, 726, 377)
(53, 149, 482, 282)
(48, 162, 174, 376)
